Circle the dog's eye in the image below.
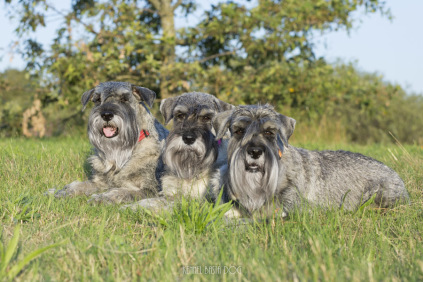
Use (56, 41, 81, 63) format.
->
(234, 128, 245, 136)
(264, 130, 274, 136)
(176, 113, 186, 120)
(121, 97, 128, 103)
(201, 116, 211, 122)
(92, 97, 101, 103)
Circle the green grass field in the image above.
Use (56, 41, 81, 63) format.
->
(1, 138, 422, 281)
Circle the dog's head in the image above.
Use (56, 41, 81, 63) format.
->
(213, 104, 296, 214)
(81, 81, 156, 166)
(160, 92, 233, 179)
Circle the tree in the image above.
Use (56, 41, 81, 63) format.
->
(5, 0, 421, 144)
(0, 69, 46, 137)
(4, 0, 389, 100)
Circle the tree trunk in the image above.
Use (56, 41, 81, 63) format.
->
(149, 0, 178, 99)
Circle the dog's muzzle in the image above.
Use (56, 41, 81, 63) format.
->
(244, 145, 265, 173)
(247, 146, 264, 159)
(182, 132, 196, 145)
(101, 111, 119, 138)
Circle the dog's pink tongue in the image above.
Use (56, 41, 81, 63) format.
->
(103, 127, 116, 137)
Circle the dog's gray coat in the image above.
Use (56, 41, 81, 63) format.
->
(54, 81, 168, 204)
(122, 92, 232, 212)
(159, 92, 233, 199)
(212, 104, 410, 218)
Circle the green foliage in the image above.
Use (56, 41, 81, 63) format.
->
(170, 196, 232, 234)
(0, 225, 66, 280)
(131, 190, 233, 235)
(0, 69, 38, 137)
(286, 62, 423, 144)
(2, 0, 422, 144)
(1, 194, 42, 223)
(160, 197, 232, 235)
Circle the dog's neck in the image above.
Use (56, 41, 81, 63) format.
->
(137, 102, 168, 142)
(138, 129, 149, 142)
(161, 168, 214, 199)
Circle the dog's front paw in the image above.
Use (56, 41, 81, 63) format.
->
(44, 188, 57, 196)
(88, 189, 130, 205)
(54, 181, 80, 198)
(54, 189, 73, 198)
(55, 181, 99, 198)
(224, 207, 243, 219)
(121, 197, 174, 213)
(88, 193, 114, 205)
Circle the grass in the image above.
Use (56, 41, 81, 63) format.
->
(0, 137, 422, 281)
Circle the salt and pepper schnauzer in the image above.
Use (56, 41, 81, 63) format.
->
(54, 81, 168, 204)
(122, 92, 232, 212)
(212, 104, 410, 218)
(159, 92, 233, 199)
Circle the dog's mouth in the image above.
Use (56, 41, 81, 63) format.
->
(102, 125, 119, 138)
(245, 162, 262, 173)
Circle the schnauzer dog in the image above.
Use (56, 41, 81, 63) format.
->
(159, 92, 233, 199)
(212, 104, 410, 218)
(54, 81, 168, 204)
(122, 92, 232, 212)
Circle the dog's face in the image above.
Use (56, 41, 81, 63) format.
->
(80, 81, 156, 166)
(160, 92, 233, 179)
(214, 104, 296, 214)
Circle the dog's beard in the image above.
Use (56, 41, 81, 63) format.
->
(228, 146, 279, 214)
(88, 113, 139, 169)
(163, 132, 217, 179)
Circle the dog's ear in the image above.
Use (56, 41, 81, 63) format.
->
(277, 114, 296, 147)
(81, 88, 95, 111)
(214, 98, 234, 112)
(160, 97, 177, 125)
(213, 110, 233, 140)
(132, 86, 156, 108)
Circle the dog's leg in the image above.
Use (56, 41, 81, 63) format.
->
(88, 149, 161, 204)
(88, 185, 158, 204)
(371, 179, 410, 208)
(120, 197, 175, 213)
(54, 180, 100, 198)
(224, 207, 243, 218)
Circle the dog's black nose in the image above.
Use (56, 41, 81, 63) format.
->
(101, 111, 114, 121)
(247, 147, 263, 159)
(182, 133, 196, 145)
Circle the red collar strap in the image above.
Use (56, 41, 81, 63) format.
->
(138, 129, 150, 142)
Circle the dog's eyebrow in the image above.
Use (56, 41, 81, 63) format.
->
(262, 120, 278, 130)
(232, 117, 251, 129)
(198, 108, 214, 116)
(233, 116, 252, 124)
(115, 88, 131, 95)
(173, 105, 188, 113)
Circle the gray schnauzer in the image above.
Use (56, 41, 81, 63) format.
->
(54, 81, 168, 204)
(159, 92, 233, 199)
(122, 92, 232, 212)
(212, 104, 410, 218)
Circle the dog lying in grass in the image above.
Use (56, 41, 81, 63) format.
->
(212, 104, 410, 218)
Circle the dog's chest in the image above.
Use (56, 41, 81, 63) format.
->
(161, 174, 211, 199)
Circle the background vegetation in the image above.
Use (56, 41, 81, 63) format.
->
(1, 0, 422, 144)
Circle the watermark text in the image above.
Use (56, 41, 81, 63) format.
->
(182, 265, 242, 275)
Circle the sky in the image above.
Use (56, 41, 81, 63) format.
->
(1, 0, 422, 94)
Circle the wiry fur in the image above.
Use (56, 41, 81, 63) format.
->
(159, 92, 232, 199)
(54, 81, 168, 204)
(212, 104, 410, 218)
(122, 92, 232, 212)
